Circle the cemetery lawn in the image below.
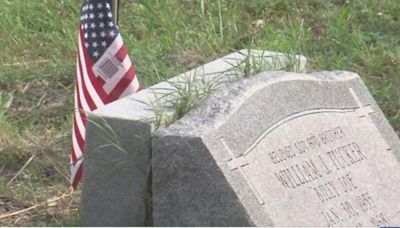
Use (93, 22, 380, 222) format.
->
(0, 0, 399, 226)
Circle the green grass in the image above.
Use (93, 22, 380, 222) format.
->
(0, 0, 399, 225)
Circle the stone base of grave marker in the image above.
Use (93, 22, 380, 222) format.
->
(152, 71, 400, 226)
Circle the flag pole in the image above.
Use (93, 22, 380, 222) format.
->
(111, 0, 120, 25)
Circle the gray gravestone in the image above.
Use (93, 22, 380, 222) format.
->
(80, 50, 306, 226)
(152, 71, 400, 226)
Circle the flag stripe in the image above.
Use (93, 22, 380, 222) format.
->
(72, 78, 85, 163)
(120, 76, 141, 97)
(74, 80, 88, 130)
(77, 55, 97, 111)
(71, 144, 77, 162)
(75, 57, 92, 112)
(108, 66, 136, 100)
(73, 118, 85, 150)
(74, 109, 86, 139)
(114, 41, 128, 62)
(106, 34, 124, 56)
(74, 113, 86, 139)
(70, 160, 83, 188)
(72, 127, 84, 159)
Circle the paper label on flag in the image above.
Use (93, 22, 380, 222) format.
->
(93, 53, 124, 81)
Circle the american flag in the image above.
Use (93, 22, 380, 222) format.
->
(71, 0, 140, 189)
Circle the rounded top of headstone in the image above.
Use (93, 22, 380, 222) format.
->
(155, 71, 360, 137)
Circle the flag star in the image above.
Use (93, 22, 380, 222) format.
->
(107, 12, 112, 18)
(109, 30, 116, 37)
(105, 3, 110, 9)
(92, 41, 98, 48)
(90, 22, 96, 29)
(89, 4, 94, 10)
(100, 31, 106, 37)
(89, 13, 95, 19)
(80, 16, 84, 21)
(108, 21, 114, 27)
(84, 14, 88, 20)
(85, 42, 89, 48)
(93, 51, 99, 57)
(99, 22, 105, 28)
(97, 3, 103, 9)
(80, 24, 84, 29)
(98, 12, 104, 18)
(91, 32, 97, 38)
(101, 41, 107, 47)
(84, 23, 88, 29)
(84, 33, 88, 38)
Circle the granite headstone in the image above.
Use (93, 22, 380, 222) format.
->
(152, 71, 400, 226)
(80, 50, 307, 226)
